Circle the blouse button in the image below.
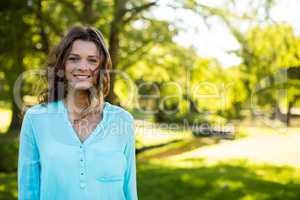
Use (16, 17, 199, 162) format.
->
(80, 182, 86, 189)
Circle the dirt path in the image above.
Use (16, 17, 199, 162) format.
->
(169, 127, 300, 168)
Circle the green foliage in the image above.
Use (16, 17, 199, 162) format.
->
(1, 0, 300, 130)
(241, 24, 300, 80)
(0, 139, 19, 172)
(0, 173, 17, 199)
(229, 23, 300, 121)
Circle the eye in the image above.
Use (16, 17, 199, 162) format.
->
(88, 59, 98, 63)
(68, 57, 79, 61)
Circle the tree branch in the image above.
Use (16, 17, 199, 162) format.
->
(82, 0, 95, 24)
(119, 41, 153, 70)
(36, 0, 49, 53)
(123, 1, 157, 24)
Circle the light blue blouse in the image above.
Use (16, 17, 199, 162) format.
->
(18, 100, 138, 200)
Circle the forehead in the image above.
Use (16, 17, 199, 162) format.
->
(70, 39, 99, 56)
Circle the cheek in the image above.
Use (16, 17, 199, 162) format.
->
(65, 63, 75, 80)
(92, 69, 99, 78)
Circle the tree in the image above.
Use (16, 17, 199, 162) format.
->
(237, 24, 300, 125)
(1, 0, 163, 134)
(0, 0, 33, 135)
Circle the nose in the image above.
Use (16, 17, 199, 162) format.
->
(77, 59, 89, 70)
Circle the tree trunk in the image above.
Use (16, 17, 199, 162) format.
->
(106, 0, 127, 105)
(6, 6, 28, 135)
(82, 0, 95, 24)
(287, 95, 300, 126)
(107, 25, 120, 105)
(7, 47, 25, 136)
(106, 0, 157, 105)
(287, 101, 293, 126)
(37, 0, 49, 53)
(7, 100, 22, 136)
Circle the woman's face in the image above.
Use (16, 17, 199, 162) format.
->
(65, 39, 100, 91)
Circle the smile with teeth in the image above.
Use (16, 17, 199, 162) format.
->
(73, 74, 91, 80)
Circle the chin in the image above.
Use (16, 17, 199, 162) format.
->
(73, 83, 93, 90)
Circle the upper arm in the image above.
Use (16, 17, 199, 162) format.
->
(18, 111, 40, 200)
(123, 113, 138, 200)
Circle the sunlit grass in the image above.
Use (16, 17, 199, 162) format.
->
(137, 159, 300, 200)
(135, 124, 300, 199)
(135, 120, 192, 148)
(0, 108, 11, 133)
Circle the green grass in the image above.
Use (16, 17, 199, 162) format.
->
(137, 159, 300, 200)
(135, 125, 300, 199)
(1, 111, 299, 199)
(1, 160, 299, 200)
(137, 137, 219, 160)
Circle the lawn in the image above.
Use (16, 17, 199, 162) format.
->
(137, 159, 300, 200)
(1, 159, 300, 200)
(1, 118, 300, 200)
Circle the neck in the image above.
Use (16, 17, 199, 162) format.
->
(65, 89, 90, 114)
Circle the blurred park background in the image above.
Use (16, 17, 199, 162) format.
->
(1, 0, 300, 199)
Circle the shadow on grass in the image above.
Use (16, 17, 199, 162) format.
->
(138, 137, 220, 160)
(137, 160, 300, 200)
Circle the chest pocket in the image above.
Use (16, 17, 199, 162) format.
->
(91, 150, 126, 200)
(89, 150, 127, 179)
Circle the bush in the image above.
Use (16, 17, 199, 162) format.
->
(0, 138, 19, 172)
(155, 109, 210, 125)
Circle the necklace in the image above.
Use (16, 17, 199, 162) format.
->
(63, 99, 102, 127)
(72, 117, 84, 125)
(63, 99, 86, 124)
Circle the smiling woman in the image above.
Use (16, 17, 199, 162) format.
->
(17, 26, 138, 200)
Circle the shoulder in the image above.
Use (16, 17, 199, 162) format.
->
(106, 102, 134, 123)
(24, 101, 60, 117)
(105, 102, 135, 138)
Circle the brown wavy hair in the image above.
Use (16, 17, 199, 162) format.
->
(37, 25, 112, 117)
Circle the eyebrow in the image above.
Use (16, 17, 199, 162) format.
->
(69, 53, 99, 58)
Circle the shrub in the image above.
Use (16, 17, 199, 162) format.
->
(0, 138, 19, 172)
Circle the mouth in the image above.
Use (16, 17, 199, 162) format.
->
(72, 74, 91, 80)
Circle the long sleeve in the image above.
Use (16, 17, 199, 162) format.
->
(123, 118, 138, 200)
(18, 111, 41, 200)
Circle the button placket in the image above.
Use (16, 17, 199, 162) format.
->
(79, 145, 86, 189)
